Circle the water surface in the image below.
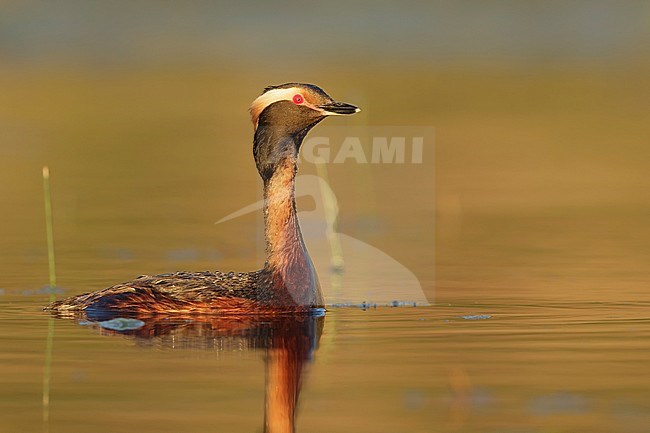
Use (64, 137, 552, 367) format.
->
(1, 65, 649, 432)
(2, 297, 649, 433)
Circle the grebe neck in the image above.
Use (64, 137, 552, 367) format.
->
(262, 155, 322, 307)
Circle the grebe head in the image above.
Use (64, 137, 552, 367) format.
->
(250, 83, 359, 180)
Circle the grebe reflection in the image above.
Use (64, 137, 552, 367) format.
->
(67, 311, 323, 433)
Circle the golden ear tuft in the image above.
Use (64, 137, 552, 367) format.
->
(249, 87, 302, 129)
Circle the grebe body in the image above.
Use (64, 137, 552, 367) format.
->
(46, 83, 359, 315)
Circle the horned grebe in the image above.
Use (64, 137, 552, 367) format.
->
(45, 83, 359, 315)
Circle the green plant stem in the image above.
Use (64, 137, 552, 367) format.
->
(42, 166, 56, 433)
(42, 166, 56, 297)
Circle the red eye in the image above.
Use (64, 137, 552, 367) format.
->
(292, 94, 304, 104)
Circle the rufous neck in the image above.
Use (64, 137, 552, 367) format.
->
(262, 157, 322, 307)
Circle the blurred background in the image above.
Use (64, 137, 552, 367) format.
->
(2, 3, 650, 433)
(1, 0, 649, 302)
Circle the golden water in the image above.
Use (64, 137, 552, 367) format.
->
(1, 65, 649, 432)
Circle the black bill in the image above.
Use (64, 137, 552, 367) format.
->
(319, 101, 360, 115)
